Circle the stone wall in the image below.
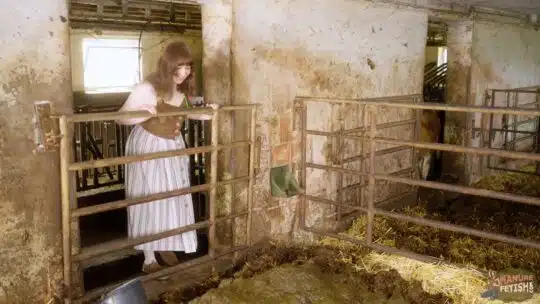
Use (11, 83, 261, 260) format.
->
(229, 0, 428, 243)
(468, 21, 540, 182)
(0, 0, 72, 303)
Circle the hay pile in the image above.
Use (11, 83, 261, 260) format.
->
(330, 168, 540, 303)
(157, 243, 450, 303)
(156, 169, 540, 303)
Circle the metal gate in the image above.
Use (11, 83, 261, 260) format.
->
(46, 104, 258, 303)
(483, 86, 540, 175)
(297, 94, 540, 263)
(72, 105, 209, 221)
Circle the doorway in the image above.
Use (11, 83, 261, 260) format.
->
(421, 19, 449, 181)
(67, 0, 207, 292)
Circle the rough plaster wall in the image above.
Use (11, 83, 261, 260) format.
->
(70, 30, 203, 97)
(468, 22, 540, 182)
(442, 20, 473, 185)
(231, 0, 427, 243)
(201, 1, 237, 249)
(0, 0, 72, 303)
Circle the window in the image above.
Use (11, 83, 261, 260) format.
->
(437, 47, 447, 66)
(83, 38, 141, 94)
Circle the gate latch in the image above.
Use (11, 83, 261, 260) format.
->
(33, 101, 61, 153)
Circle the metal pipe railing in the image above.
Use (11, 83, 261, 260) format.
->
(59, 105, 258, 304)
(297, 94, 540, 270)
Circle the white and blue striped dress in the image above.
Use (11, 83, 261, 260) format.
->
(119, 82, 197, 253)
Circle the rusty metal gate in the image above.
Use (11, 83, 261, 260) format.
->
(42, 104, 258, 303)
(72, 105, 209, 223)
(483, 86, 540, 175)
(296, 93, 540, 263)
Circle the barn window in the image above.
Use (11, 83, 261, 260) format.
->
(82, 38, 141, 94)
(437, 47, 447, 66)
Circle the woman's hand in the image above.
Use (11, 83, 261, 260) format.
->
(206, 103, 220, 110)
(186, 104, 219, 121)
(139, 104, 157, 115)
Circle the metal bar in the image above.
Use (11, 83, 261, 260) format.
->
(306, 119, 415, 138)
(536, 89, 540, 174)
(208, 108, 218, 258)
(336, 107, 345, 221)
(517, 101, 540, 108)
(219, 105, 259, 111)
(305, 190, 414, 211)
(377, 174, 540, 207)
(307, 162, 368, 177)
(412, 97, 421, 180)
(491, 89, 540, 93)
(306, 161, 540, 207)
(300, 101, 307, 228)
(304, 194, 367, 212)
(72, 211, 245, 263)
(60, 117, 72, 304)
(303, 226, 441, 264)
(67, 108, 212, 123)
(473, 127, 536, 136)
(295, 94, 421, 103)
(74, 221, 209, 262)
(374, 137, 540, 162)
(343, 119, 416, 135)
(343, 145, 411, 164)
(512, 92, 519, 151)
(357, 104, 367, 207)
(375, 208, 540, 249)
(488, 166, 539, 175)
(366, 107, 376, 244)
(297, 98, 540, 116)
(247, 107, 256, 245)
(76, 245, 248, 304)
(60, 105, 258, 123)
(69, 142, 249, 171)
(72, 184, 210, 218)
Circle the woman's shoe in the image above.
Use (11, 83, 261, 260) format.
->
(156, 251, 180, 266)
(142, 261, 163, 274)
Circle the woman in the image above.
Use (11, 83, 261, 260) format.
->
(116, 41, 217, 273)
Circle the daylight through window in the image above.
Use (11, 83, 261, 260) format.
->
(82, 38, 141, 94)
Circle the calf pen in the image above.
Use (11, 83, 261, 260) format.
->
(295, 89, 540, 269)
(41, 86, 540, 303)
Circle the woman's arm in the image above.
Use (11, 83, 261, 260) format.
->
(116, 83, 157, 125)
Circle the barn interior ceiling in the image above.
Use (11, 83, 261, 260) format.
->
(440, 0, 540, 14)
(68, 0, 539, 32)
(69, 0, 201, 32)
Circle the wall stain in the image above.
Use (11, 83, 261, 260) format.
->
(251, 45, 375, 99)
(0, 56, 69, 302)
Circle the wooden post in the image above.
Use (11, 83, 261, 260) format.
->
(59, 116, 72, 304)
(208, 108, 219, 257)
(246, 107, 256, 245)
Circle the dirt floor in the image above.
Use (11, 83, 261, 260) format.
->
(153, 168, 540, 304)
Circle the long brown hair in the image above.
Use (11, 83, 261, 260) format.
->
(145, 40, 196, 100)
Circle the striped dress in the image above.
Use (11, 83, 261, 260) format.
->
(119, 83, 197, 253)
